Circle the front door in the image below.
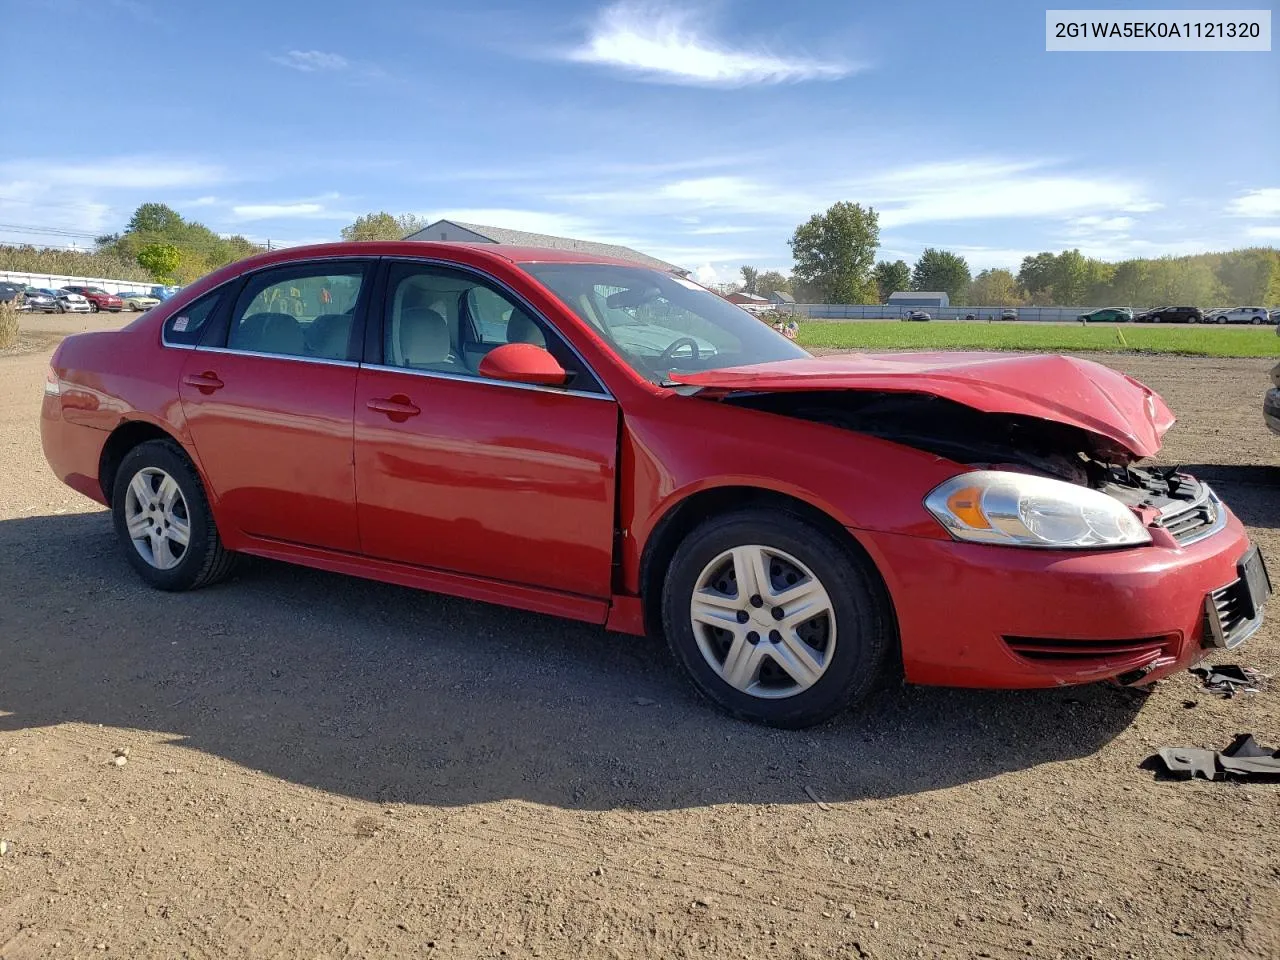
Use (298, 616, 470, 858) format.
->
(178, 261, 371, 552)
(353, 260, 619, 598)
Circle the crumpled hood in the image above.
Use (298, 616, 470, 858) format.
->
(670, 352, 1175, 459)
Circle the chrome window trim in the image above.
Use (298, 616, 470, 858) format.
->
(361, 363, 615, 402)
(194, 345, 360, 369)
(379, 255, 611, 397)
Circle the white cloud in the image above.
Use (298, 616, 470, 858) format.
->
(271, 50, 349, 72)
(693, 263, 720, 284)
(1067, 215, 1135, 232)
(1227, 188, 1280, 218)
(1245, 225, 1280, 240)
(869, 162, 1157, 228)
(229, 195, 353, 221)
(686, 224, 759, 235)
(0, 156, 224, 190)
(567, 2, 853, 86)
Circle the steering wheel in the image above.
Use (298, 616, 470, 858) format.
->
(658, 337, 701, 364)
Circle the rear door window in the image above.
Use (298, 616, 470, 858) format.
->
(227, 263, 368, 361)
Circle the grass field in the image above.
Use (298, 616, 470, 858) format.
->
(795, 321, 1279, 358)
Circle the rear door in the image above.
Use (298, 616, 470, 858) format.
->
(352, 259, 619, 598)
(176, 260, 372, 552)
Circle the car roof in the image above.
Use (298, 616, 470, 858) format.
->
(227, 240, 659, 273)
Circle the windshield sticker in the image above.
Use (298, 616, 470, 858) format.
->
(172, 317, 189, 332)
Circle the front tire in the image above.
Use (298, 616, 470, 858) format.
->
(89, 302, 99, 313)
(111, 439, 237, 591)
(661, 508, 895, 728)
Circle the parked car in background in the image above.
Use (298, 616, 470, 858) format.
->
(1078, 308, 1133, 323)
(1205, 306, 1270, 325)
(149, 285, 182, 301)
(1000, 308, 1018, 321)
(118, 291, 162, 312)
(1271, 309, 1280, 324)
(40, 240, 1269, 726)
(1135, 305, 1203, 324)
(903, 310, 931, 321)
(0, 282, 26, 307)
(21, 287, 59, 313)
(61, 285, 123, 313)
(51, 289, 91, 313)
(1265, 362, 1280, 436)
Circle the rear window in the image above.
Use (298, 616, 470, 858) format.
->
(163, 292, 222, 346)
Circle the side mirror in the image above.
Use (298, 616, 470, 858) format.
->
(478, 342, 568, 387)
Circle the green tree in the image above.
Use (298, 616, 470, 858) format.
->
(341, 212, 428, 241)
(1216, 248, 1280, 304)
(872, 259, 911, 303)
(755, 270, 792, 298)
(127, 202, 186, 235)
(739, 265, 759, 295)
(911, 248, 971, 304)
(1048, 249, 1089, 305)
(1109, 260, 1151, 305)
(1017, 252, 1057, 302)
(789, 202, 880, 304)
(967, 268, 1021, 305)
(136, 243, 182, 282)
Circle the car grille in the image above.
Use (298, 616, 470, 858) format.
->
(1154, 486, 1224, 546)
(1204, 580, 1261, 649)
(1003, 635, 1174, 664)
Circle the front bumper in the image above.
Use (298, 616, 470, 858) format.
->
(860, 508, 1264, 689)
(1264, 387, 1280, 436)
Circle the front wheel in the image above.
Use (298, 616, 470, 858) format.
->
(661, 509, 895, 727)
(111, 439, 238, 591)
(89, 302, 99, 313)
(1252, 316, 1262, 325)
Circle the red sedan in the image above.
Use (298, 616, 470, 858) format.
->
(61, 285, 124, 313)
(40, 242, 1270, 726)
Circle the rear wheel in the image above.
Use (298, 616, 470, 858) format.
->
(89, 302, 99, 313)
(111, 439, 237, 591)
(661, 508, 895, 728)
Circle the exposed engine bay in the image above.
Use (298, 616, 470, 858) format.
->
(723, 390, 1206, 511)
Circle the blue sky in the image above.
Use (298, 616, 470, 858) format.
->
(2, 0, 1277, 283)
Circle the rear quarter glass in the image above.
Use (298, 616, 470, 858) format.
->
(163, 292, 223, 346)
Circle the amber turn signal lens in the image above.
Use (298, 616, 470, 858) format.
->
(946, 485, 990, 529)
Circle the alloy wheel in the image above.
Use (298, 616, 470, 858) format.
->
(123, 467, 191, 570)
(689, 545, 837, 699)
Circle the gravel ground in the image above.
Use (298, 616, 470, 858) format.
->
(1, 320, 1278, 959)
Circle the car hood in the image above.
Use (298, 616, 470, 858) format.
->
(670, 352, 1175, 459)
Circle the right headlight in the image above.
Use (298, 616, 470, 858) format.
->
(924, 470, 1152, 549)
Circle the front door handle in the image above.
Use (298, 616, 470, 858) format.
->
(183, 371, 224, 393)
(367, 395, 420, 421)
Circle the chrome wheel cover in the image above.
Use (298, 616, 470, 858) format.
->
(123, 467, 191, 570)
(689, 545, 837, 699)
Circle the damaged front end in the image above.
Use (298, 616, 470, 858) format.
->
(721, 388, 1219, 545)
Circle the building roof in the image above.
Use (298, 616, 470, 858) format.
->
(769, 290, 796, 303)
(406, 219, 687, 274)
(727, 291, 769, 302)
(887, 291, 947, 301)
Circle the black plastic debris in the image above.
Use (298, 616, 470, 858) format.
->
(1153, 734, 1280, 781)
(1189, 664, 1264, 698)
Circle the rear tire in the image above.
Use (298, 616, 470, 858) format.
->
(111, 439, 238, 591)
(661, 508, 895, 728)
(89, 302, 99, 313)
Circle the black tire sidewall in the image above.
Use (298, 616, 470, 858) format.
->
(111, 440, 218, 591)
(661, 510, 893, 728)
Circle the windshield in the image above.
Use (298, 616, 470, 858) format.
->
(523, 263, 808, 384)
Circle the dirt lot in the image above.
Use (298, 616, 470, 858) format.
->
(2, 318, 1278, 959)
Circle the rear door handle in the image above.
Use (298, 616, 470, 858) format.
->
(182, 371, 224, 393)
(367, 395, 420, 421)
